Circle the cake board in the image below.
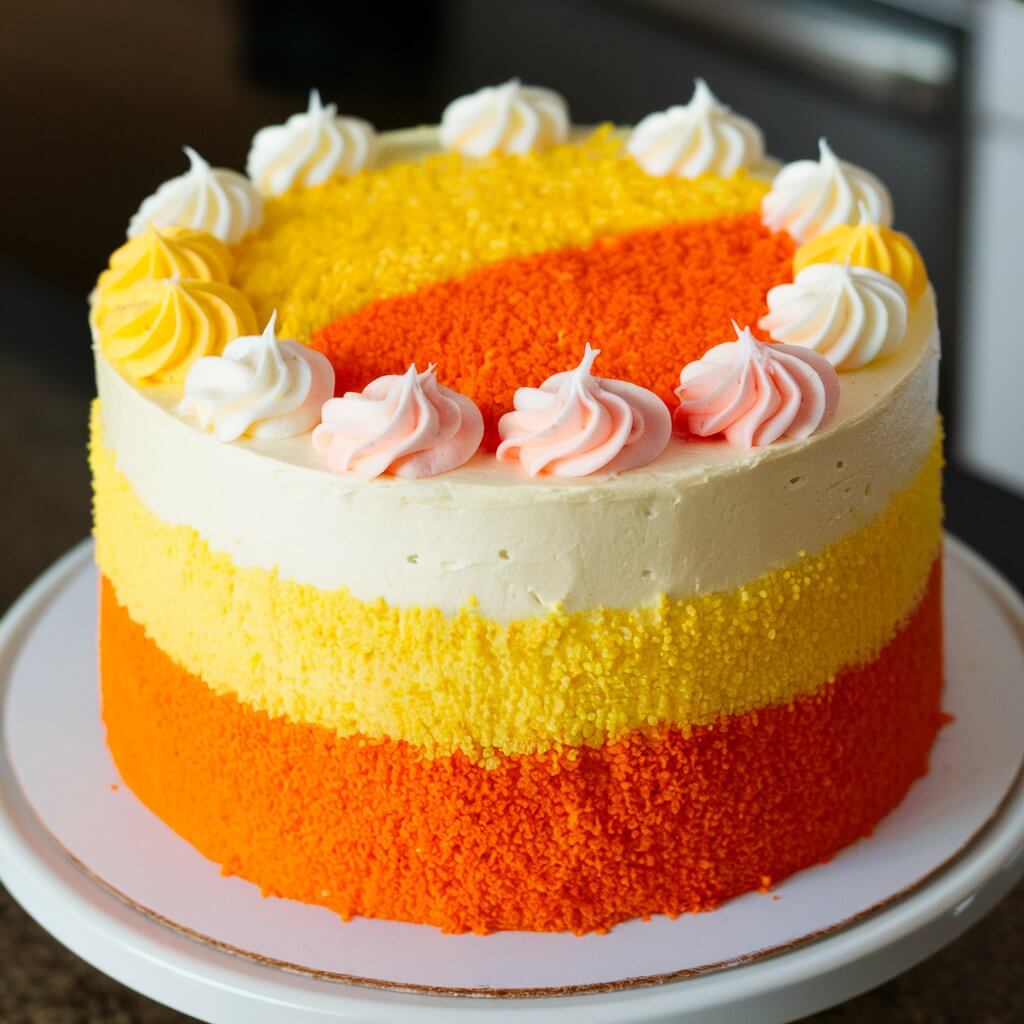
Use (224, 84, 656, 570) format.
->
(1, 535, 1023, 1024)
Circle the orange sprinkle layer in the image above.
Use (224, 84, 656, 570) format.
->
(101, 564, 943, 935)
(313, 213, 795, 445)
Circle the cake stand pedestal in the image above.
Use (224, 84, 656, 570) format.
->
(2, 536, 1023, 1024)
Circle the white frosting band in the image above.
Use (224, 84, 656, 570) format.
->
(246, 90, 376, 196)
(179, 312, 334, 442)
(627, 79, 765, 178)
(760, 263, 910, 370)
(96, 290, 938, 619)
(761, 139, 893, 243)
(128, 147, 263, 244)
(440, 80, 569, 157)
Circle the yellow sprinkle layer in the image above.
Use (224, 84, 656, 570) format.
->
(92, 406, 942, 762)
(229, 128, 770, 341)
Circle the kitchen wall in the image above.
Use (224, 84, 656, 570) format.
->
(959, 0, 1024, 496)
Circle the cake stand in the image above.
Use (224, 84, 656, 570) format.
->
(1, 535, 1023, 1024)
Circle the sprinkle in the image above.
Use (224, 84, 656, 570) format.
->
(229, 129, 770, 343)
(100, 565, 944, 934)
(314, 214, 794, 445)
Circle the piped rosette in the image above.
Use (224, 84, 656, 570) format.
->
(793, 202, 927, 303)
(627, 78, 765, 179)
(675, 324, 840, 448)
(128, 147, 263, 244)
(759, 262, 909, 370)
(313, 364, 484, 479)
(246, 89, 376, 196)
(440, 79, 569, 157)
(496, 345, 672, 477)
(761, 139, 892, 243)
(180, 312, 335, 442)
(91, 226, 233, 333)
(97, 277, 258, 388)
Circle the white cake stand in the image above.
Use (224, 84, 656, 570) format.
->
(1, 536, 1023, 1024)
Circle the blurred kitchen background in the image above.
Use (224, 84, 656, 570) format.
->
(1, 2, 1023, 1018)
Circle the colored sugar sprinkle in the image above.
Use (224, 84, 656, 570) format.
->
(229, 128, 770, 342)
(101, 566, 943, 934)
(314, 214, 795, 445)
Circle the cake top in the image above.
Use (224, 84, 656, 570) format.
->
(92, 79, 929, 482)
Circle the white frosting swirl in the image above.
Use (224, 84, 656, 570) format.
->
(759, 263, 909, 371)
(180, 312, 334, 442)
(627, 79, 765, 178)
(496, 345, 671, 477)
(761, 139, 893, 243)
(313, 365, 483, 479)
(246, 90, 376, 196)
(675, 325, 840, 448)
(128, 147, 263, 244)
(440, 79, 569, 157)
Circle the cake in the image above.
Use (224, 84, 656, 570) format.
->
(89, 80, 944, 934)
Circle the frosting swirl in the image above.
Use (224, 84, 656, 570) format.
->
(313, 365, 483, 478)
(246, 90, 376, 196)
(627, 78, 765, 178)
(496, 345, 671, 477)
(440, 79, 569, 157)
(98, 278, 258, 387)
(675, 325, 839, 447)
(793, 203, 927, 301)
(180, 312, 335, 441)
(761, 139, 892, 243)
(93, 227, 232, 327)
(759, 262, 909, 371)
(128, 147, 263, 244)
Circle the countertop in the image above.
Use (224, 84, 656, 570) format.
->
(1, 276, 1022, 1023)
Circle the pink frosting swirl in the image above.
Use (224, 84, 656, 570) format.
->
(312, 364, 483, 478)
(674, 325, 840, 448)
(496, 345, 672, 477)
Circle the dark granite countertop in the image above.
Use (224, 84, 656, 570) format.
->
(1, 277, 1022, 1024)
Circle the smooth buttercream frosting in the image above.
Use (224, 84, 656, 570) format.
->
(246, 90, 376, 196)
(496, 345, 671, 476)
(180, 312, 335, 441)
(313, 364, 483, 478)
(94, 289, 938, 618)
(440, 79, 569, 157)
(762, 139, 893, 243)
(793, 204, 927, 301)
(627, 78, 764, 178)
(98, 278, 258, 387)
(675, 324, 840, 447)
(760, 262, 909, 371)
(128, 147, 263, 244)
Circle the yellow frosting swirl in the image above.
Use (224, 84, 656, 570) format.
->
(98, 279, 258, 388)
(794, 216, 927, 302)
(93, 227, 233, 326)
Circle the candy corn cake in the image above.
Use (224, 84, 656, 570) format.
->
(90, 80, 944, 934)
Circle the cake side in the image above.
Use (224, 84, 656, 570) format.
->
(100, 562, 942, 934)
(91, 411, 941, 758)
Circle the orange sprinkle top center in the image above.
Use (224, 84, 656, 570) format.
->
(312, 214, 795, 447)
